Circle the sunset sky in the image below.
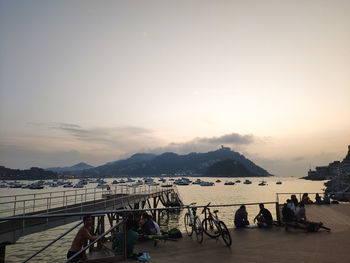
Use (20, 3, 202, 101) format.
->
(1, 0, 349, 176)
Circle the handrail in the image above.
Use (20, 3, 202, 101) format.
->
(22, 220, 83, 263)
(0, 201, 277, 221)
(0, 186, 106, 199)
(0, 185, 173, 216)
(65, 219, 125, 263)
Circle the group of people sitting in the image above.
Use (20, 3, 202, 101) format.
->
(66, 212, 161, 261)
(234, 203, 273, 228)
(113, 212, 162, 257)
(300, 193, 331, 205)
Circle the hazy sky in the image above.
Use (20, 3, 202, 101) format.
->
(1, 0, 349, 176)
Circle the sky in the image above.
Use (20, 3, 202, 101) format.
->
(1, 0, 350, 177)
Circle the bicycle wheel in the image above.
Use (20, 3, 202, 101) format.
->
(184, 213, 193, 236)
(194, 216, 203, 243)
(202, 218, 220, 238)
(218, 221, 232, 247)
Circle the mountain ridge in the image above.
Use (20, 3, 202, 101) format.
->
(73, 147, 272, 177)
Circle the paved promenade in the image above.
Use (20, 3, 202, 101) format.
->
(88, 204, 350, 263)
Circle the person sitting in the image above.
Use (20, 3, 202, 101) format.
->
(291, 195, 299, 207)
(234, 205, 250, 228)
(254, 204, 273, 228)
(315, 193, 323, 204)
(67, 215, 97, 262)
(286, 199, 296, 214)
(149, 214, 161, 235)
(113, 220, 139, 258)
(139, 213, 157, 235)
(282, 203, 295, 222)
(323, 193, 331, 205)
(302, 193, 313, 204)
(295, 202, 306, 221)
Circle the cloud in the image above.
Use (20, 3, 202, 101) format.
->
(149, 133, 255, 155)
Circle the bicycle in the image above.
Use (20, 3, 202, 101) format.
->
(184, 202, 203, 243)
(201, 202, 232, 246)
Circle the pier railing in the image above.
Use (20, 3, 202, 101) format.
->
(0, 185, 175, 217)
(23, 220, 83, 263)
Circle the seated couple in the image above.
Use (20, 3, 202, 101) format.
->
(234, 204, 273, 228)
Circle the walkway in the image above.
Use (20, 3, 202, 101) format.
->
(87, 204, 350, 263)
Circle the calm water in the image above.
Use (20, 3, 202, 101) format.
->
(2, 176, 326, 262)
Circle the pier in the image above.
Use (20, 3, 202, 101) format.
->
(0, 185, 183, 262)
(1, 191, 350, 262)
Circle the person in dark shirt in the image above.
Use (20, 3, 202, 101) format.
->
(254, 203, 273, 228)
(139, 213, 157, 235)
(234, 205, 250, 228)
(291, 195, 299, 207)
(282, 203, 295, 222)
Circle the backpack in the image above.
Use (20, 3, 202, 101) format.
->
(168, 228, 182, 238)
(306, 222, 320, 232)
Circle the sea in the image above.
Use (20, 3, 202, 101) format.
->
(1, 176, 326, 263)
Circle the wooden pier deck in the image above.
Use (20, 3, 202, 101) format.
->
(87, 204, 350, 263)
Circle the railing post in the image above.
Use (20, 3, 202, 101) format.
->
(23, 200, 26, 216)
(33, 194, 36, 213)
(13, 196, 17, 216)
(275, 202, 281, 225)
(75, 190, 77, 205)
(47, 198, 49, 214)
(49, 192, 52, 210)
(63, 191, 65, 208)
(85, 188, 87, 202)
(123, 213, 127, 260)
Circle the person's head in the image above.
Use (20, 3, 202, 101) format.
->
(83, 215, 93, 227)
(259, 203, 264, 210)
(142, 212, 150, 220)
(240, 205, 246, 211)
(287, 199, 291, 203)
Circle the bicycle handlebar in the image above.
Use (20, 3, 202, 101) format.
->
(201, 202, 211, 214)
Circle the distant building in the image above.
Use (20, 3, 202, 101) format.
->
(307, 145, 350, 179)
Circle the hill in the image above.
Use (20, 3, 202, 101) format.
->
(75, 147, 272, 177)
(46, 162, 94, 172)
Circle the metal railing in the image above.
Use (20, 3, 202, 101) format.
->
(22, 220, 83, 263)
(0, 185, 176, 217)
(65, 219, 125, 263)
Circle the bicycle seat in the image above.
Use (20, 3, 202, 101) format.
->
(213, 210, 219, 213)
